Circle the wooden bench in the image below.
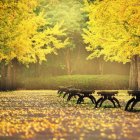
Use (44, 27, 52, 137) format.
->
(95, 91, 121, 108)
(66, 89, 96, 104)
(66, 88, 82, 101)
(125, 91, 140, 111)
(77, 90, 96, 104)
(58, 87, 82, 101)
(57, 86, 73, 95)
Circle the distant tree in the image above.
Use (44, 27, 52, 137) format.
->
(83, 0, 140, 89)
(40, 0, 86, 74)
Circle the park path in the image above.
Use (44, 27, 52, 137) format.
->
(0, 90, 140, 140)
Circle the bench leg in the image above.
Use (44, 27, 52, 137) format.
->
(95, 97, 103, 108)
(108, 98, 116, 107)
(89, 95, 96, 104)
(58, 91, 64, 97)
(67, 94, 74, 101)
(125, 97, 135, 111)
(112, 97, 121, 107)
(58, 90, 64, 94)
(77, 96, 84, 104)
(131, 99, 139, 110)
(63, 92, 69, 98)
(57, 90, 61, 94)
(58, 90, 63, 96)
(99, 98, 107, 107)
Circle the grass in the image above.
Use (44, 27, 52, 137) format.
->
(0, 90, 140, 140)
(20, 74, 129, 90)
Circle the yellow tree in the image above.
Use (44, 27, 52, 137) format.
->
(83, 0, 140, 90)
(0, 0, 69, 89)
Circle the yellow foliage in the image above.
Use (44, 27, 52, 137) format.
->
(83, 0, 140, 63)
(0, 0, 69, 64)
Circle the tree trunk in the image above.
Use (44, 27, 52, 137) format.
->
(99, 61, 104, 75)
(98, 57, 104, 75)
(6, 63, 12, 90)
(34, 63, 40, 77)
(66, 48, 72, 75)
(73, 46, 80, 74)
(0, 61, 7, 90)
(12, 59, 18, 90)
(137, 57, 140, 90)
(0, 59, 18, 90)
(129, 55, 139, 90)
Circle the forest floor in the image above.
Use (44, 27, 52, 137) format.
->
(0, 90, 140, 140)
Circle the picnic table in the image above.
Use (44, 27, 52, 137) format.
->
(125, 91, 140, 111)
(95, 91, 121, 108)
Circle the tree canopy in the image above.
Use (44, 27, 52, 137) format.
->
(0, 0, 69, 64)
(41, 0, 84, 33)
(83, 0, 140, 63)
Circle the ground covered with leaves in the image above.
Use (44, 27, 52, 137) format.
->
(0, 90, 140, 140)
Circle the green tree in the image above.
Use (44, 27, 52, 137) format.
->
(40, 0, 86, 74)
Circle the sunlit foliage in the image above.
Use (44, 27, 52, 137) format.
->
(83, 0, 140, 63)
(41, 0, 84, 34)
(39, 0, 85, 51)
(0, 0, 69, 64)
